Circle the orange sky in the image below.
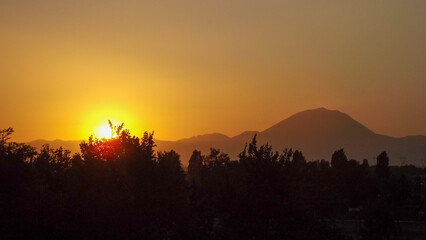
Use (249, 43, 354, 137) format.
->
(1, 0, 425, 142)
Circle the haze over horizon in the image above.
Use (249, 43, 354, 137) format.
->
(27, 107, 426, 167)
(1, 0, 425, 142)
(26, 107, 426, 142)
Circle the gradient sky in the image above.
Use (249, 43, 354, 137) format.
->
(1, 0, 425, 142)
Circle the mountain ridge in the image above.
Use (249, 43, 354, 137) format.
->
(27, 108, 426, 166)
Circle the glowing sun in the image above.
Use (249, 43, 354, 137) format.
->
(96, 123, 117, 139)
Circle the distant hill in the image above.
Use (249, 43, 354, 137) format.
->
(28, 139, 82, 153)
(177, 133, 230, 143)
(28, 108, 426, 166)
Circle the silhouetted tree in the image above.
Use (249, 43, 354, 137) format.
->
(2, 126, 424, 239)
(291, 150, 306, 169)
(188, 150, 203, 183)
(331, 149, 348, 169)
(0, 128, 37, 238)
(376, 151, 390, 180)
(362, 158, 369, 168)
(204, 148, 230, 168)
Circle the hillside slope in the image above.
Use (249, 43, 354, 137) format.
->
(28, 108, 426, 166)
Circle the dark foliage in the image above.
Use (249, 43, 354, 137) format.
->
(1, 126, 424, 239)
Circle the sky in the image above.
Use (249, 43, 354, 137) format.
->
(0, 0, 425, 142)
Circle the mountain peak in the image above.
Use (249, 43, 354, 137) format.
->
(297, 107, 341, 114)
(311, 107, 333, 111)
(262, 107, 375, 139)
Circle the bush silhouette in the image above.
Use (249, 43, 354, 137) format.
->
(0, 125, 424, 239)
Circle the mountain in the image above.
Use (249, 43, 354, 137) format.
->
(28, 108, 426, 166)
(157, 108, 425, 166)
(256, 108, 421, 164)
(29, 139, 81, 153)
(177, 133, 230, 143)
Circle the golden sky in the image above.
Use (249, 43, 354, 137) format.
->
(1, 0, 425, 142)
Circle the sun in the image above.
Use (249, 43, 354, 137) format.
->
(96, 123, 117, 139)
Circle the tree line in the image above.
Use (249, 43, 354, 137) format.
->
(0, 124, 425, 239)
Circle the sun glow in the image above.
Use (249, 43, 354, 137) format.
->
(82, 108, 143, 140)
(96, 123, 117, 139)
